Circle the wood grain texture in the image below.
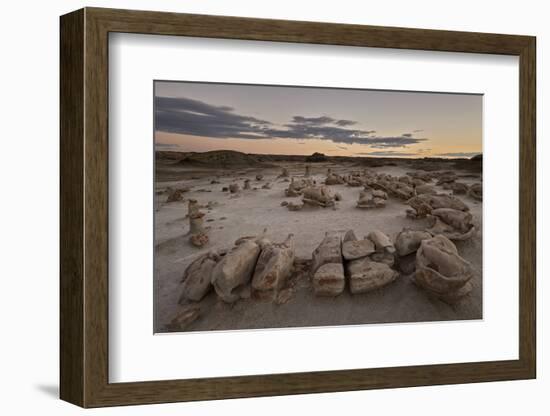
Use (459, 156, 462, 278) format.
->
(59, 8, 84, 407)
(59, 7, 537, 408)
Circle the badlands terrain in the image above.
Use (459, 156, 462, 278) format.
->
(154, 150, 483, 333)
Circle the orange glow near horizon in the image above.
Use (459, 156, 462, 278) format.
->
(155, 132, 482, 159)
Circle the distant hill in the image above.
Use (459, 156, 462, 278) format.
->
(157, 150, 273, 168)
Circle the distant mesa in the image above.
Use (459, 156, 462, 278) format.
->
(305, 152, 328, 162)
(158, 150, 273, 168)
(470, 154, 482, 161)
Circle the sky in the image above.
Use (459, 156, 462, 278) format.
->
(154, 81, 482, 158)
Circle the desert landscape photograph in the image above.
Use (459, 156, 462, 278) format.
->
(154, 81, 483, 333)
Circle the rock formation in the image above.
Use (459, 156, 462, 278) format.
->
(311, 232, 345, 296)
(426, 208, 476, 241)
(278, 167, 289, 178)
(285, 177, 313, 197)
(393, 229, 432, 274)
(179, 251, 221, 302)
(394, 229, 432, 257)
(166, 188, 186, 203)
(286, 201, 304, 211)
(302, 185, 335, 208)
(188, 199, 199, 216)
(356, 189, 386, 209)
(406, 193, 469, 219)
(468, 183, 482, 201)
(211, 239, 262, 303)
(436, 172, 458, 186)
(252, 234, 295, 294)
(347, 257, 398, 294)
(312, 263, 346, 296)
(325, 172, 345, 185)
(414, 235, 474, 303)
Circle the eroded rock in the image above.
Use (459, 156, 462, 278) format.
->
(468, 183, 482, 201)
(414, 235, 474, 303)
(166, 188, 186, 202)
(394, 229, 432, 257)
(342, 239, 376, 261)
(312, 263, 345, 296)
(367, 230, 396, 254)
(302, 185, 335, 208)
(347, 257, 398, 294)
(180, 251, 220, 301)
(311, 233, 342, 275)
(211, 239, 262, 303)
(189, 232, 209, 247)
(357, 190, 386, 209)
(427, 208, 476, 241)
(252, 234, 295, 293)
(286, 201, 304, 211)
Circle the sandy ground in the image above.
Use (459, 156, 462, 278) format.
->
(154, 161, 482, 332)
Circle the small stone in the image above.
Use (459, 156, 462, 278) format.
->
(189, 232, 209, 247)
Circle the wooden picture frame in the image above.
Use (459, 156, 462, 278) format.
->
(60, 7, 536, 408)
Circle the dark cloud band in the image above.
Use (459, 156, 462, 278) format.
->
(155, 96, 426, 148)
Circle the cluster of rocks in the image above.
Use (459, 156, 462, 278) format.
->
(356, 189, 387, 209)
(395, 229, 474, 302)
(285, 177, 315, 197)
(282, 183, 337, 211)
(180, 225, 476, 309)
(365, 173, 416, 200)
(325, 169, 346, 185)
(180, 232, 296, 304)
(310, 230, 399, 296)
(406, 193, 469, 219)
(406, 193, 475, 241)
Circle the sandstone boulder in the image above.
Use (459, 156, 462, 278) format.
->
(414, 235, 474, 303)
(394, 229, 432, 257)
(347, 257, 398, 294)
(302, 185, 335, 208)
(427, 208, 476, 241)
(312, 263, 345, 296)
(180, 251, 220, 301)
(311, 233, 342, 275)
(252, 235, 295, 293)
(211, 240, 262, 303)
(367, 230, 396, 254)
(342, 239, 376, 261)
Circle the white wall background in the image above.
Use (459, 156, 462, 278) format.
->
(0, 0, 546, 414)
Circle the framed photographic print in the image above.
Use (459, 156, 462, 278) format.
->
(60, 7, 536, 408)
